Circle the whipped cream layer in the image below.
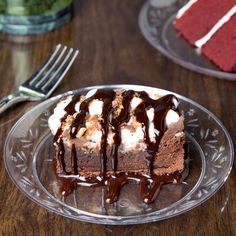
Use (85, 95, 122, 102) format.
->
(48, 89, 180, 152)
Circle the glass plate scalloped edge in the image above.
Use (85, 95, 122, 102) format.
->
(4, 84, 234, 224)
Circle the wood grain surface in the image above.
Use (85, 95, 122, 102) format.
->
(0, 1, 236, 235)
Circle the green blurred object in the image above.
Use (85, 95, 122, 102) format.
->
(0, 0, 73, 35)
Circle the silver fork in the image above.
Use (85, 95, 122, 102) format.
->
(0, 44, 79, 115)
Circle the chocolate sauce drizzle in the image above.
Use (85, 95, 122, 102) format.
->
(54, 94, 81, 174)
(110, 90, 135, 172)
(54, 89, 182, 204)
(134, 92, 176, 175)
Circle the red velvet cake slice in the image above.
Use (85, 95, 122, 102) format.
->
(174, 0, 236, 46)
(49, 89, 185, 203)
(201, 13, 236, 71)
(174, 0, 236, 72)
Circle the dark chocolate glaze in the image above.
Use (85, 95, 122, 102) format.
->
(110, 90, 135, 172)
(134, 92, 176, 175)
(96, 90, 116, 176)
(53, 89, 182, 204)
(71, 144, 78, 175)
(54, 94, 81, 142)
(56, 171, 182, 204)
(56, 138, 66, 174)
(54, 94, 81, 174)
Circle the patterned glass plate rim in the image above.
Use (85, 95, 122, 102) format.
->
(138, 0, 236, 80)
(4, 84, 234, 225)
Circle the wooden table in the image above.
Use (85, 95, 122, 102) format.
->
(0, 1, 235, 235)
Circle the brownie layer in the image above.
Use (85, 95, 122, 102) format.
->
(54, 117, 184, 177)
(52, 90, 185, 178)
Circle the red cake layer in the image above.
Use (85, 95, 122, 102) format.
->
(201, 14, 236, 72)
(174, 0, 236, 46)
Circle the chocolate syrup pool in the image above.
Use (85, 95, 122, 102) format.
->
(53, 89, 184, 204)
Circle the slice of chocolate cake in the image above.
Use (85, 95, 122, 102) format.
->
(49, 89, 185, 203)
(174, 0, 236, 72)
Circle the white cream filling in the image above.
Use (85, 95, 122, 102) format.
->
(48, 90, 103, 134)
(147, 108, 156, 143)
(48, 91, 180, 152)
(75, 102, 80, 112)
(147, 107, 180, 143)
(195, 5, 236, 48)
(48, 96, 72, 135)
(75, 88, 99, 112)
(176, 0, 198, 19)
(166, 110, 180, 126)
(120, 125, 145, 152)
(130, 97, 142, 111)
(172, 96, 179, 110)
(89, 131, 102, 143)
(85, 89, 97, 99)
(89, 99, 103, 115)
(120, 109, 180, 149)
(147, 107, 155, 122)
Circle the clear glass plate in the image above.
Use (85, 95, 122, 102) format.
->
(138, 0, 236, 80)
(4, 84, 234, 224)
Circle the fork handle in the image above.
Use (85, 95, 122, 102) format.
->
(0, 92, 29, 114)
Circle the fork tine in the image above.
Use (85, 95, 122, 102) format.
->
(28, 44, 62, 86)
(40, 48, 74, 90)
(41, 49, 79, 96)
(35, 45, 68, 88)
